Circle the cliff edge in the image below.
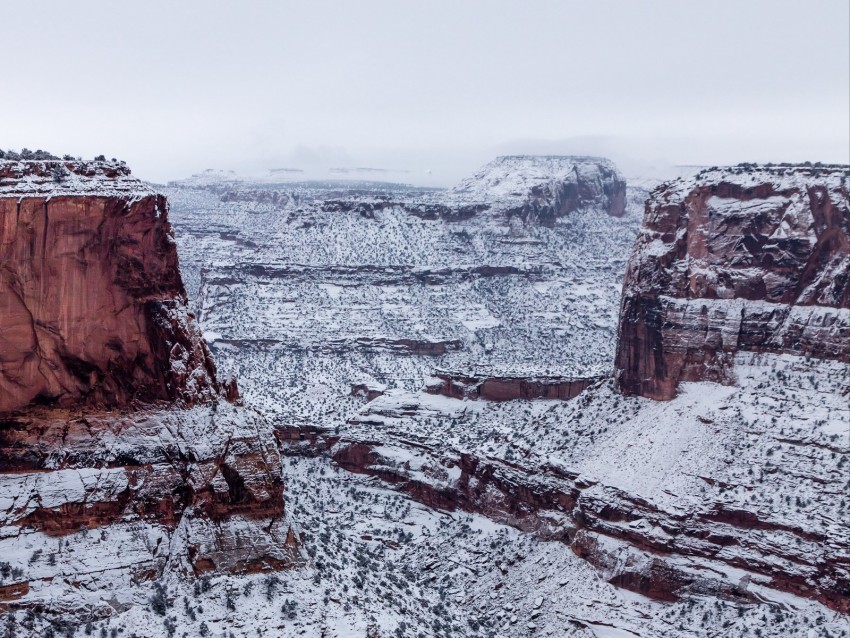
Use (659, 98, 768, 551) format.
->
(0, 160, 233, 414)
(615, 164, 850, 400)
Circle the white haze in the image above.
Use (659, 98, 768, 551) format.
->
(2, 0, 848, 185)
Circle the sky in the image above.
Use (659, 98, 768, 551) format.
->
(3, 0, 848, 185)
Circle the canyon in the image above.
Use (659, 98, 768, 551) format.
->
(0, 156, 847, 637)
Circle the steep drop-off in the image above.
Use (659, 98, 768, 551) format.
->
(0, 160, 296, 622)
(615, 164, 850, 400)
(0, 160, 231, 414)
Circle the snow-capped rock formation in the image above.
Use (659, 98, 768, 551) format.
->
(319, 349, 850, 616)
(615, 164, 850, 400)
(0, 403, 298, 610)
(446, 155, 626, 223)
(330, 155, 631, 226)
(219, 155, 628, 227)
(0, 160, 296, 624)
(0, 160, 233, 414)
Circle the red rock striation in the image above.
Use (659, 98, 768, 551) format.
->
(0, 405, 293, 551)
(278, 430, 848, 613)
(615, 165, 850, 400)
(0, 160, 295, 617)
(425, 369, 601, 401)
(0, 159, 230, 414)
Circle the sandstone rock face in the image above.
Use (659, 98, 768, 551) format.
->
(0, 160, 295, 620)
(283, 425, 848, 613)
(0, 160, 226, 414)
(0, 403, 299, 618)
(615, 165, 850, 400)
(0, 403, 293, 548)
(425, 369, 600, 401)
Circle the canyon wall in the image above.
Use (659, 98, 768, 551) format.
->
(278, 422, 849, 614)
(614, 165, 850, 400)
(0, 160, 295, 618)
(0, 160, 230, 414)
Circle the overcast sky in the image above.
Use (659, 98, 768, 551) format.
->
(3, 0, 848, 184)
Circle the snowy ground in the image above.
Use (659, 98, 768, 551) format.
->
(9, 451, 846, 638)
(165, 178, 641, 425)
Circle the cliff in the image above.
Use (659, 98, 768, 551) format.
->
(279, 362, 850, 617)
(445, 155, 627, 224)
(614, 164, 850, 400)
(0, 160, 295, 621)
(0, 160, 231, 414)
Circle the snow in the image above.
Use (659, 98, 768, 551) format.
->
(5, 158, 848, 637)
(449, 155, 620, 206)
(0, 159, 156, 198)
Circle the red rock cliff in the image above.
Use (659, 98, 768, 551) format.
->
(0, 160, 293, 620)
(614, 164, 850, 399)
(0, 160, 228, 414)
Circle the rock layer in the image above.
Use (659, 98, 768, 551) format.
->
(279, 427, 848, 613)
(615, 165, 850, 399)
(0, 160, 227, 414)
(0, 160, 295, 619)
(425, 370, 601, 401)
(0, 403, 299, 618)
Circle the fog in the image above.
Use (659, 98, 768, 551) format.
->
(3, 0, 848, 184)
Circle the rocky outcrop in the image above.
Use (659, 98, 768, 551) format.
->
(448, 156, 626, 223)
(313, 156, 627, 225)
(401, 201, 489, 222)
(0, 403, 293, 552)
(0, 159, 229, 414)
(350, 381, 388, 401)
(0, 403, 300, 619)
(615, 164, 850, 399)
(279, 430, 848, 613)
(425, 370, 600, 401)
(0, 160, 296, 619)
